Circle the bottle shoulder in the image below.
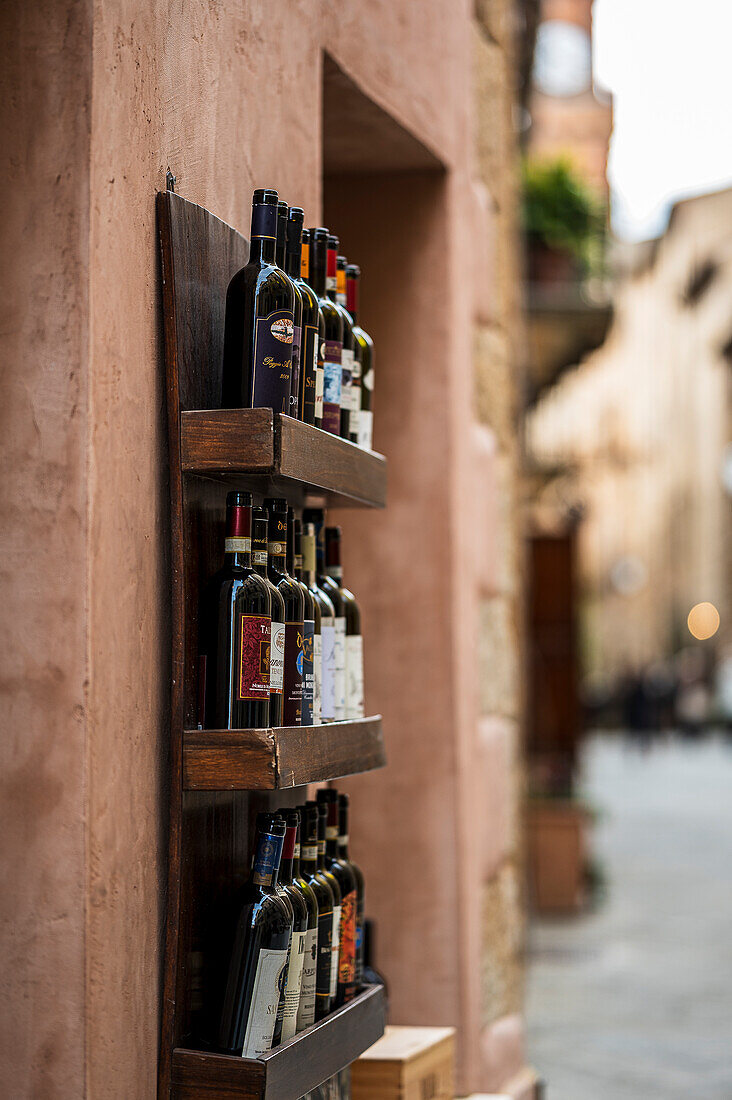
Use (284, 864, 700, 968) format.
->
(234, 572, 272, 608)
(318, 296, 344, 336)
(281, 881, 308, 928)
(352, 324, 374, 351)
(334, 301, 354, 344)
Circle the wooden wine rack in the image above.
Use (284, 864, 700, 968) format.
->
(156, 188, 387, 1099)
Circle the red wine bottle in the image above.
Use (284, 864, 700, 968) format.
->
(317, 789, 357, 1005)
(308, 228, 343, 434)
(203, 491, 271, 729)
(222, 189, 294, 412)
(272, 815, 309, 1046)
(252, 507, 285, 726)
(326, 235, 355, 441)
(276, 201, 303, 420)
(300, 229, 324, 427)
(264, 498, 304, 725)
(290, 810, 320, 1032)
(311, 800, 342, 1010)
(325, 525, 364, 721)
(298, 803, 335, 1021)
(339, 255, 360, 443)
(337, 793, 365, 989)
(202, 814, 293, 1056)
(346, 264, 375, 450)
(287, 507, 314, 726)
(302, 522, 336, 724)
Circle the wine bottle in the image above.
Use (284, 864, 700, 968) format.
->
(325, 526, 364, 721)
(203, 491, 271, 730)
(308, 228, 343, 434)
(276, 201, 303, 420)
(222, 189, 294, 412)
(252, 507, 285, 726)
(337, 793, 365, 989)
(272, 813, 309, 1045)
(310, 800, 342, 1008)
(303, 508, 346, 720)
(317, 789, 357, 1005)
(203, 813, 293, 1056)
(298, 803, 335, 1021)
(326, 235, 355, 441)
(264, 499, 304, 726)
(287, 507, 314, 726)
(338, 255, 360, 444)
(346, 263, 375, 451)
(300, 229, 324, 427)
(302, 522, 336, 724)
(290, 810, 320, 1032)
(293, 516, 319, 725)
(286, 211, 319, 424)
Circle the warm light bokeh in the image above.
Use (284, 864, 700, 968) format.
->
(687, 602, 720, 641)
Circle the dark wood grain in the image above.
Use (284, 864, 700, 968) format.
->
(171, 985, 386, 1100)
(179, 410, 387, 508)
(181, 409, 275, 472)
(183, 717, 385, 790)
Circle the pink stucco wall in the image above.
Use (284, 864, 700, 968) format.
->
(2, 1, 515, 1095)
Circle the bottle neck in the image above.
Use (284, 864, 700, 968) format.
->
(300, 831, 319, 876)
(326, 248, 338, 301)
(286, 239, 302, 279)
(325, 807, 339, 859)
(317, 826, 328, 870)
(325, 534, 343, 583)
(276, 211, 288, 268)
(250, 826, 284, 889)
(286, 517, 297, 576)
(279, 825, 297, 885)
(336, 266, 347, 308)
(300, 239, 310, 281)
(225, 504, 253, 570)
(268, 514, 288, 574)
(292, 827, 302, 879)
(338, 804, 350, 858)
(251, 518, 268, 577)
(250, 203, 278, 265)
(309, 238, 327, 297)
(346, 275, 359, 325)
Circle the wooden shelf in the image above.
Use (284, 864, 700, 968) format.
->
(180, 409, 387, 508)
(171, 984, 385, 1100)
(183, 715, 386, 790)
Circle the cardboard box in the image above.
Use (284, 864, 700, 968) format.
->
(352, 1025, 456, 1100)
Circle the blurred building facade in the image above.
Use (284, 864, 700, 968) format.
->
(527, 187, 732, 682)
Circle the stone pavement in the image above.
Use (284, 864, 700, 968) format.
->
(526, 732, 732, 1100)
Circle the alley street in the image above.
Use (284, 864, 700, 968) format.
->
(526, 732, 732, 1100)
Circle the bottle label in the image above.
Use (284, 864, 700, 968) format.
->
(289, 323, 302, 418)
(237, 615, 271, 701)
(326, 825, 338, 840)
(300, 323, 318, 422)
(252, 830, 284, 886)
(362, 364, 374, 392)
(296, 926, 318, 1031)
(252, 308, 294, 415)
(326, 565, 343, 581)
(329, 904, 341, 999)
(301, 619, 314, 725)
(225, 537, 251, 553)
(315, 349, 324, 420)
(280, 929, 306, 1042)
(333, 617, 346, 720)
(338, 890, 357, 999)
(313, 632, 322, 725)
(282, 621, 304, 725)
(326, 274, 337, 293)
(300, 241, 309, 279)
(241, 946, 289, 1058)
(355, 900, 365, 985)
(346, 634, 364, 720)
(322, 339, 342, 434)
(270, 621, 285, 695)
(358, 409, 373, 451)
(320, 623, 336, 721)
(315, 909, 333, 1014)
(301, 844, 318, 862)
(341, 347, 354, 414)
(253, 550, 268, 566)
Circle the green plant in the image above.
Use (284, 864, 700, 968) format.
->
(522, 157, 606, 270)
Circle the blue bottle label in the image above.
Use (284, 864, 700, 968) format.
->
(323, 338, 342, 433)
(252, 309, 294, 414)
(252, 830, 284, 886)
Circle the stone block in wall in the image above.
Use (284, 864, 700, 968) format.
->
(477, 715, 518, 878)
(478, 595, 520, 719)
(474, 325, 517, 451)
(472, 179, 498, 326)
(472, 423, 500, 598)
(481, 863, 524, 1027)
